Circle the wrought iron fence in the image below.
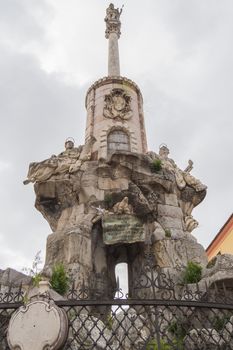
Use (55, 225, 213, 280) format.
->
(1, 256, 233, 349)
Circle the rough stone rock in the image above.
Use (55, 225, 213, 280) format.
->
(45, 230, 91, 267)
(157, 216, 184, 230)
(35, 179, 79, 231)
(200, 254, 233, 293)
(164, 193, 178, 206)
(70, 313, 116, 350)
(98, 177, 128, 191)
(157, 204, 183, 219)
(112, 308, 149, 349)
(151, 221, 165, 242)
(0, 268, 31, 287)
(152, 238, 208, 270)
(184, 328, 226, 349)
(43, 227, 92, 288)
(28, 148, 208, 291)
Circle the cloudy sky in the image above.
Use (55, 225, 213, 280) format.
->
(0, 0, 232, 273)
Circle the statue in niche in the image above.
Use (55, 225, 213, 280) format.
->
(103, 89, 133, 120)
(23, 139, 82, 185)
(158, 145, 207, 192)
(112, 197, 133, 215)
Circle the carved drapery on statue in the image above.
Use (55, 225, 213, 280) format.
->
(23, 137, 96, 185)
(157, 145, 207, 193)
(103, 89, 132, 120)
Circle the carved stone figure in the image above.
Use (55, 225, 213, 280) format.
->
(23, 140, 82, 185)
(23, 156, 58, 185)
(91, 205, 110, 224)
(112, 197, 133, 215)
(184, 215, 199, 232)
(69, 136, 96, 172)
(105, 3, 123, 39)
(103, 89, 132, 120)
(56, 140, 82, 175)
(158, 145, 207, 192)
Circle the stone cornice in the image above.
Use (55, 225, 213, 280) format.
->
(85, 76, 143, 108)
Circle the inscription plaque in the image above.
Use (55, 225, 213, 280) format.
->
(102, 214, 145, 245)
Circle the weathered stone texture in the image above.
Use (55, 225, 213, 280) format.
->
(24, 146, 209, 292)
(152, 239, 208, 270)
(157, 204, 183, 219)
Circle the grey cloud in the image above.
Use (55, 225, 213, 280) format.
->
(0, 0, 52, 48)
(0, 49, 87, 270)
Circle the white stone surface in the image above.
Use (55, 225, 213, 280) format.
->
(8, 300, 68, 350)
(85, 77, 147, 159)
(108, 33, 120, 76)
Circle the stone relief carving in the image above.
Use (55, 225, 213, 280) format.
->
(23, 137, 96, 185)
(91, 197, 133, 223)
(112, 197, 133, 215)
(184, 215, 199, 232)
(103, 89, 133, 120)
(105, 3, 123, 38)
(91, 205, 110, 224)
(158, 145, 207, 192)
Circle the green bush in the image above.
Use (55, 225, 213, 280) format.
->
(32, 273, 42, 287)
(183, 261, 202, 284)
(168, 321, 186, 347)
(213, 314, 231, 331)
(50, 263, 69, 295)
(106, 313, 114, 330)
(165, 229, 172, 238)
(151, 159, 162, 173)
(146, 339, 176, 350)
(104, 193, 114, 208)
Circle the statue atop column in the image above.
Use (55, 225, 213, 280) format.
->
(105, 3, 123, 39)
(105, 3, 123, 76)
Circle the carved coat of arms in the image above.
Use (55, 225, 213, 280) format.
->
(103, 89, 133, 120)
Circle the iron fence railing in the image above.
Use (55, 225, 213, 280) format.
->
(1, 256, 233, 349)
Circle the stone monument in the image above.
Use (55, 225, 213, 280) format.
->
(24, 4, 209, 299)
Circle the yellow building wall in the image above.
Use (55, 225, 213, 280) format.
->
(207, 227, 233, 260)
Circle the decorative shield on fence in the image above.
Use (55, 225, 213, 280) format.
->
(7, 300, 68, 350)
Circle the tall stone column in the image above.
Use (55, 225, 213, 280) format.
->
(105, 3, 123, 76)
(108, 32, 120, 76)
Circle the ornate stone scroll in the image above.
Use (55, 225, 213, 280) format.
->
(103, 88, 132, 120)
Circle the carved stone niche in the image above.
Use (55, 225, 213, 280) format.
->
(7, 300, 68, 350)
(103, 88, 133, 120)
